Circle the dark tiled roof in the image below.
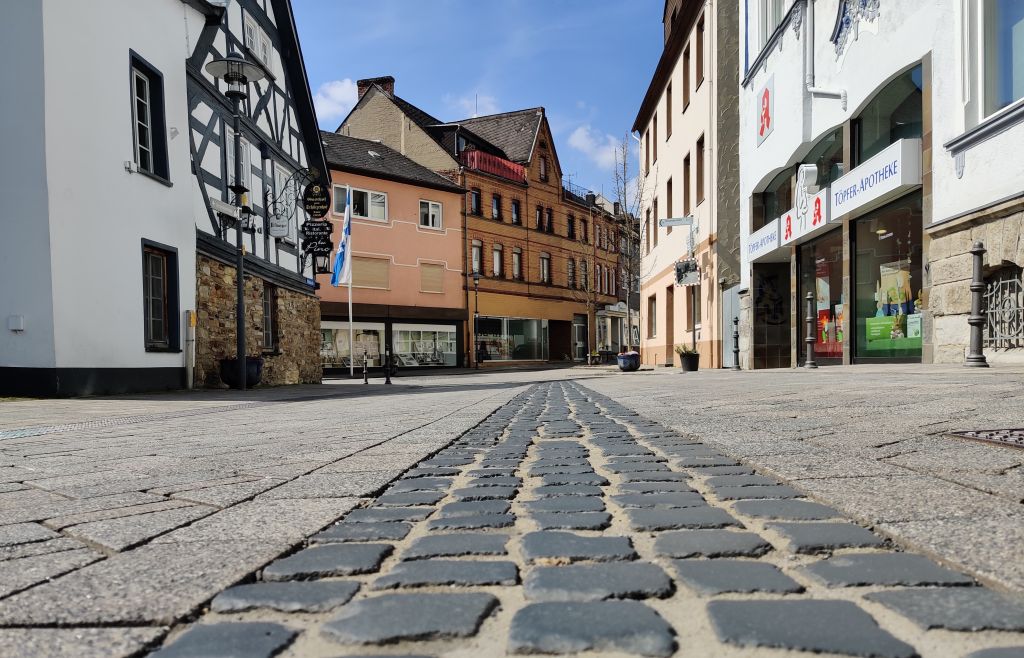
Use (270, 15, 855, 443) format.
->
(392, 94, 444, 130)
(447, 108, 544, 164)
(320, 132, 463, 194)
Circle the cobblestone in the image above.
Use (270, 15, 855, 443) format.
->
(521, 531, 637, 563)
(731, 498, 842, 520)
(866, 588, 1024, 631)
(654, 529, 772, 558)
(800, 552, 975, 587)
(150, 622, 296, 658)
(626, 507, 741, 531)
(262, 543, 392, 581)
(672, 559, 804, 594)
(322, 593, 498, 644)
(531, 511, 612, 530)
(768, 521, 887, 553)
(402, 533, 508, 559)
(211, 580, 359, 613)
(524, 562, 673, 601)
(310, 521, 411, 543)
(508, 601, 676, 656)
(373, 559, 519, 589)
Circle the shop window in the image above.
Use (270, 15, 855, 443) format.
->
(853, 65, 923, 166)
(393, 324, 458, 367)
(477, 317, 549, 361)
(262, 284, 277, 353)
(798, 228, 845, 365)
(984, 264, 1024, 349)
(321, 321, 383, 368)
(142, 242, 178, 351)
(647, 295, 657, 338)
(420, 263, 444, 293)
(853, 194, 923, 362)
(983, 0, 1024, 117)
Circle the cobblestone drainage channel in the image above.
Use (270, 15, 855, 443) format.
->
(948, 429, 1024, 450)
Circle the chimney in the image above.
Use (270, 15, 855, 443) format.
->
(357, 76, 395, 99)
(586, 193, 597, 206)
(614, 201, 621, 215)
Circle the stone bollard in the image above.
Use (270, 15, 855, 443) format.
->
(965, 241, 990, 368)
(731, 316, 741, 371)
(363, 349, 369, 384)
(384, 345, 393, 385)
(804, 291, 818, 369)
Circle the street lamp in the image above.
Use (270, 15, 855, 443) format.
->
(313, 253, 331, 275)
(205, 52, 265, 391)
(473, 272, 481, 369)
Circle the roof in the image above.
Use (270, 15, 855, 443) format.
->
(320, 132, 464, 194)
(632, 0, 702, 133)
(393, 94, 445, 130)
(444, 108, 544, 164)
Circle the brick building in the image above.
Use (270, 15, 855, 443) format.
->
(339, 77, 623, 364)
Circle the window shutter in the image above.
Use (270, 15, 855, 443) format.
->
(420, 263, 444, 293)
(353, 256, 390, 289)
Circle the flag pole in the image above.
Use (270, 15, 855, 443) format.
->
(347, 184, 354, 378)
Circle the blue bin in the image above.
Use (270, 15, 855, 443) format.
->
(616, 352, 640, 372)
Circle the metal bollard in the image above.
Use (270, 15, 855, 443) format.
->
(362, 349, 368, 384)
(731, 316, 741, 371)
(384, 345, 393, 385)
(804, 291, 818, 369)
(965, 241, 990, 368)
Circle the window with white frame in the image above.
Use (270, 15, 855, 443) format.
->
(512, 247, 522, 280)
(471, 240, 482, 274)
(334, 185, 387, 221)
(760, 0, 786, 49)
(130, 55, 168, 180)
(982, 0, 1024, 117)
(419, 200, 442, 229)
(243, 12, 272, 67)
(492, 243, 504, 277)
(224, 127, 251, 197)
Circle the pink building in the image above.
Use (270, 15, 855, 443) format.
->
(317, 132, 467, 372)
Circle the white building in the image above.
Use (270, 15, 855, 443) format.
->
(0, 0, 328, 396)
(738, 0, 1024, 368)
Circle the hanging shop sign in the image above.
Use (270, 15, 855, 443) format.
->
(302, 182, 331, 219)
(267, 213, 290, 239)
(301, 220, 333, 254)
(830, 138, 921, 218)
(756, 76, 774, 147)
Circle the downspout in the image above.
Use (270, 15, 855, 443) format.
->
(630, 131, 642, 357)
(805, 0, 848, 110)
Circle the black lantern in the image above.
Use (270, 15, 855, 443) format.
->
(205, 51, 265, 101)
(314, 252, 331, 275)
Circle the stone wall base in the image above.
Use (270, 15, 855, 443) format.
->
(195, 254, 320, 388)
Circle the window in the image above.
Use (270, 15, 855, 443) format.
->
(581, 219, 589, 243)
(243, 12, 271, 66)
(596, 264, 603, 293)
(761, 0, 786, 48)
(419, 200, 442, 229)
(470, 188, 482, 215)
(653, 197, 659, 248)
(545, 208, 554, 233)
(696, 15, 705, 87)
(262, 284, 277, 353)
(568, 214, 576, 240)
(757, 167, 794, 231)
(653, 113, 658, 163)
(130, 54, 168, 180)
(683, 45, 691, 108)
(567, 259, 576, 288)
(666, 178, 674, 235)
(420, 263, 444, 293)
(610, 268, 617, 296)
(645, 209, 652, 254)
(666, 83, 673, 137)
(340, 187, 387, 221)
(580, 260, 588, 289)
(647, 295, 657, 338)
(471, 239, 482, 274)
(693, 284, 702, 327)
(224, 127, 251, 197)
(353, 256, 390, 288)
(512, 247, 522, 280)
(684, 155, 691, 214)
(492, 243, 504, 277)
(597, 226, 603, 250)
(696, 136, 705, 204)
(853, 65, 922, 166)
(275, 165, 297, 243)
(644, 130, 650, 172)
(983, 0, 1024, 116)
(539, 156, 549, 182)
(142, 242, 178, 352)
(492, 194, 502, 220)
(536, 205, 544, 230)
(511, 199, 521, 225)
(540, 253, 551, 284)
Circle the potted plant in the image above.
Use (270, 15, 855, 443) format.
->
(616, 350, 640, 372)
(675, 344, 700, 372)
(219, 356, 264, 389)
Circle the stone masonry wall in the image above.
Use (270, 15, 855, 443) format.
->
(195, 254, 321, 387)
(928, 203, 1024, 363)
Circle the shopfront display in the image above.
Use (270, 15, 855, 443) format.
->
(392, 323, 457, 367)
(854, 193, 923, 361)
(477, 317, 549, 361)
(321, 321, 384, 368)
(798, 228, 844, 364)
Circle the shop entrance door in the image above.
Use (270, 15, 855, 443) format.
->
(572, 314, 588, 360)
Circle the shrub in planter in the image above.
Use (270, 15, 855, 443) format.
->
(674, 345, 700, 372)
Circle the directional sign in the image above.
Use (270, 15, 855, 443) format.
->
(658, 216, 694, 228)
(210, 197, 240, 219)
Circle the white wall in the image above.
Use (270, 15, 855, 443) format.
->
(0, 0, 56, 368)
(41, 0, 198, 369)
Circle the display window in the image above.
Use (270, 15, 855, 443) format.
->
(477, 317, 549, 361)
(392, 324, 457, 367)
(321, 321, 384, 368)
(854, 193, 923, 362)
(798, 229, 844, 364)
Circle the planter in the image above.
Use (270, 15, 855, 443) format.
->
(617, 352, 640, 372)
(219, 357, 264, 389)
(679, 353, 700, 372)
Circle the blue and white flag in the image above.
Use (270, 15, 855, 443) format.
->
(331, 187, 352, 287)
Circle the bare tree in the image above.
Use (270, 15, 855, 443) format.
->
(612, 136, 655, 350)
(562, 202, 604, 357)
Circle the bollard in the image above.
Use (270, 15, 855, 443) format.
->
(384, 345, 393, 385)
(804, 291, 818, 369)
(965, 241, 990, 368)
(731, 316, 741, 371)
(362, 349, 368, 384)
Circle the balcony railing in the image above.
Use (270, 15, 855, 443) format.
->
(563, 179, 592, 206)
(460, 150, 527, 183)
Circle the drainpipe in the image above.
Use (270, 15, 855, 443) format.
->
(805, 0, 848, 110)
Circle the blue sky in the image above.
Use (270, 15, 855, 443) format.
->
(293, 0, 664, 196)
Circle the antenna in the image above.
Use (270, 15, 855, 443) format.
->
(475, 93, 478, 116)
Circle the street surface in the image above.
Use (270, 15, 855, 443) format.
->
(0, 365, 1022, 657)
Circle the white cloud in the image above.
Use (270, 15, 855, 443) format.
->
(314, 78, 358, 124)
(568, 124, 619, 170)
(444, 92, 499, 118)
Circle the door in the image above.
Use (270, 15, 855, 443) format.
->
(572, 314, 588, 360)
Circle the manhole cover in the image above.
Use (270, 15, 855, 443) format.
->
(947, 429, 1024, 450)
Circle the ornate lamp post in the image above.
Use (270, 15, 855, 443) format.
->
(473, 272, 481, 369)
(205, 52, 265, 391)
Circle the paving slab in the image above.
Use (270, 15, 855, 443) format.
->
(865, 588, 1024, 631)
(707, 599, 916, 658)
(263, 544, 392, 581)
(654, 530, 772, 558)
(508, 601, 676, 657)
(0, 523, 60, 547)
(211, 581, 360, 613)
(800, 553, 975, 587)
(672, 559, 804, 594)
(63, 505, 214, 552)
(322, 593, 498, 645)
(0, 548, 103, 598)
(0, 627, 165, 658)
(373, 559, 519, 589)
(151, 621, 296, 658)
(524, 562, 673, 601)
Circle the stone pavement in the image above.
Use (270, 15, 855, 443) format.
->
(139, 380, 1022, 657)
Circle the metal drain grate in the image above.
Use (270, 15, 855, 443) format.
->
(948, 429, 1024, 450)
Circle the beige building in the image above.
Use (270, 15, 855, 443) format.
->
(633, 0, 740, 369)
